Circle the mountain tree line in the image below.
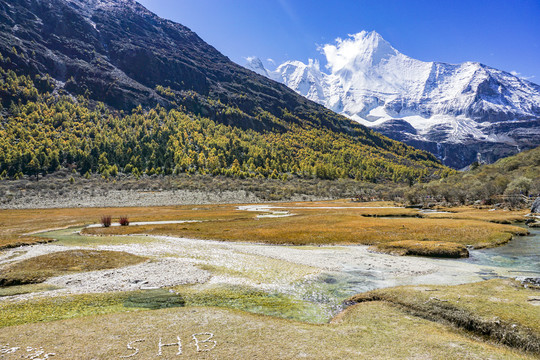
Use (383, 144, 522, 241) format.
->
(0, 61, 452, 183)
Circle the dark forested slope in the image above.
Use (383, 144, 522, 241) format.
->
(0, 0, 450, 182)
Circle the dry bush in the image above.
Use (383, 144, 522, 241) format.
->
(101, 215, 112, 227)
(119, 216, 129, 226)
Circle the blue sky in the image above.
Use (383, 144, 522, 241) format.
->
(137, 0, 540, 82)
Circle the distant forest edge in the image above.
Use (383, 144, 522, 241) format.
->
(406, 145, 540, 206)
(0, 60, 452, 183)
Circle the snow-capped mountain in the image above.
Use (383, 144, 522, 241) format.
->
(246, 31, 540, 168)
(244, 57, 270, 77)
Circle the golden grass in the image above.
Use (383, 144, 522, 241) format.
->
(371, 240, 469, 258)
(0, 250, 147, 286)
(83, 209, 527, 249)
(425, 206, 529, 224)
(274, 200, 422, 217)
(0, 235, 54, 250)
(278, 199, 397, 207)
(0, 201, 530, 256)
(346, 279, 540, 354)
(0, 204, 251, 248)
(0, 302, 533, 359)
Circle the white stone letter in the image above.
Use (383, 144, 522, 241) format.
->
(120, 339, 144, 358)
(157, 336, 182, 356)
(192, 333, 216, 352)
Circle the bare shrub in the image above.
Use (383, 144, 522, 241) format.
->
(101, 215, 112, 227)
(119, 216, 130, 226)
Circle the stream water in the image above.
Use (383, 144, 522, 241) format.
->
(5, 223, 539, 324)
(459, 227, 540, 277)
(294, 228, 540, 319)
(352, 228, 537, 287)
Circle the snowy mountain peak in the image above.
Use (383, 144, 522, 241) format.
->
(245, 31, 540, 168)
(322, 31, 399, 73)
(245, 56, 269, 77)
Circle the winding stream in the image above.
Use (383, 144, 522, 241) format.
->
(459, 227, 540, 277)
(2, 222, 539, 324)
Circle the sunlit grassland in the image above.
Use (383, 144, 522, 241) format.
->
(424, 206, 529, 224)
(83, 208, 528, 249)
(347, 279, 540, 354)
(0, 250, 147, 286)
(0, 201, 530, 259)
(0, 201, 537, 358)
(0, 200, 419, 243)
(0, 285, 327, 328)
(0, 204, 252, 249)
(0, 301, 534, 359)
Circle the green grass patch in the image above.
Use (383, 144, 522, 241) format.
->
(0, 292, 131, 328)
(0, 289, 187, 328)
(172, 284, 329, 323)
(36, 227, 160, 247)
(0, 284, 328, 328)
(0, 283, 60, 297)
(123, 289, 186, 309)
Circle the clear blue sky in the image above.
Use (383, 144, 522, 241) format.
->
(137, 0, 540, 82)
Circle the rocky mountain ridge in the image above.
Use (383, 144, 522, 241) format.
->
(246, 31, 540, 168)
(0, 0, 448, 183)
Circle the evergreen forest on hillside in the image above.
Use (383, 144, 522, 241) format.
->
(0, 59, 451, 184)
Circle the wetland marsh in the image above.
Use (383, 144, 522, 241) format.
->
(0, 201, 538, 359)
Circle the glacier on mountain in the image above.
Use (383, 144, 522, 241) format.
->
(245, 31, 540, 168)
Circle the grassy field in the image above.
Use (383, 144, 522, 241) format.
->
(0, 284, 327, 328)
(0, 250, 147, 286)
(0, 201, 537, 358)
(0, 301, 534, 359)
(1, 200, 529, 258)
(82, 207, 528, 256)
(423, 206, 529, 224)
(0, 204, 247, 249)
(347, 279, 540, 354)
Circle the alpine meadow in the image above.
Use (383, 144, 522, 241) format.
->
(1, 0, 539, 359)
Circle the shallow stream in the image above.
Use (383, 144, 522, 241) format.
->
(309, 228, 540, 317)
(3, 224, 539, 324)
(459, 227, 540, 276)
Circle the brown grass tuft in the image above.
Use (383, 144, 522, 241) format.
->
(0, 250, 147, 287)
(371, 240, 469, 258)
(119, 216, 129, 226)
